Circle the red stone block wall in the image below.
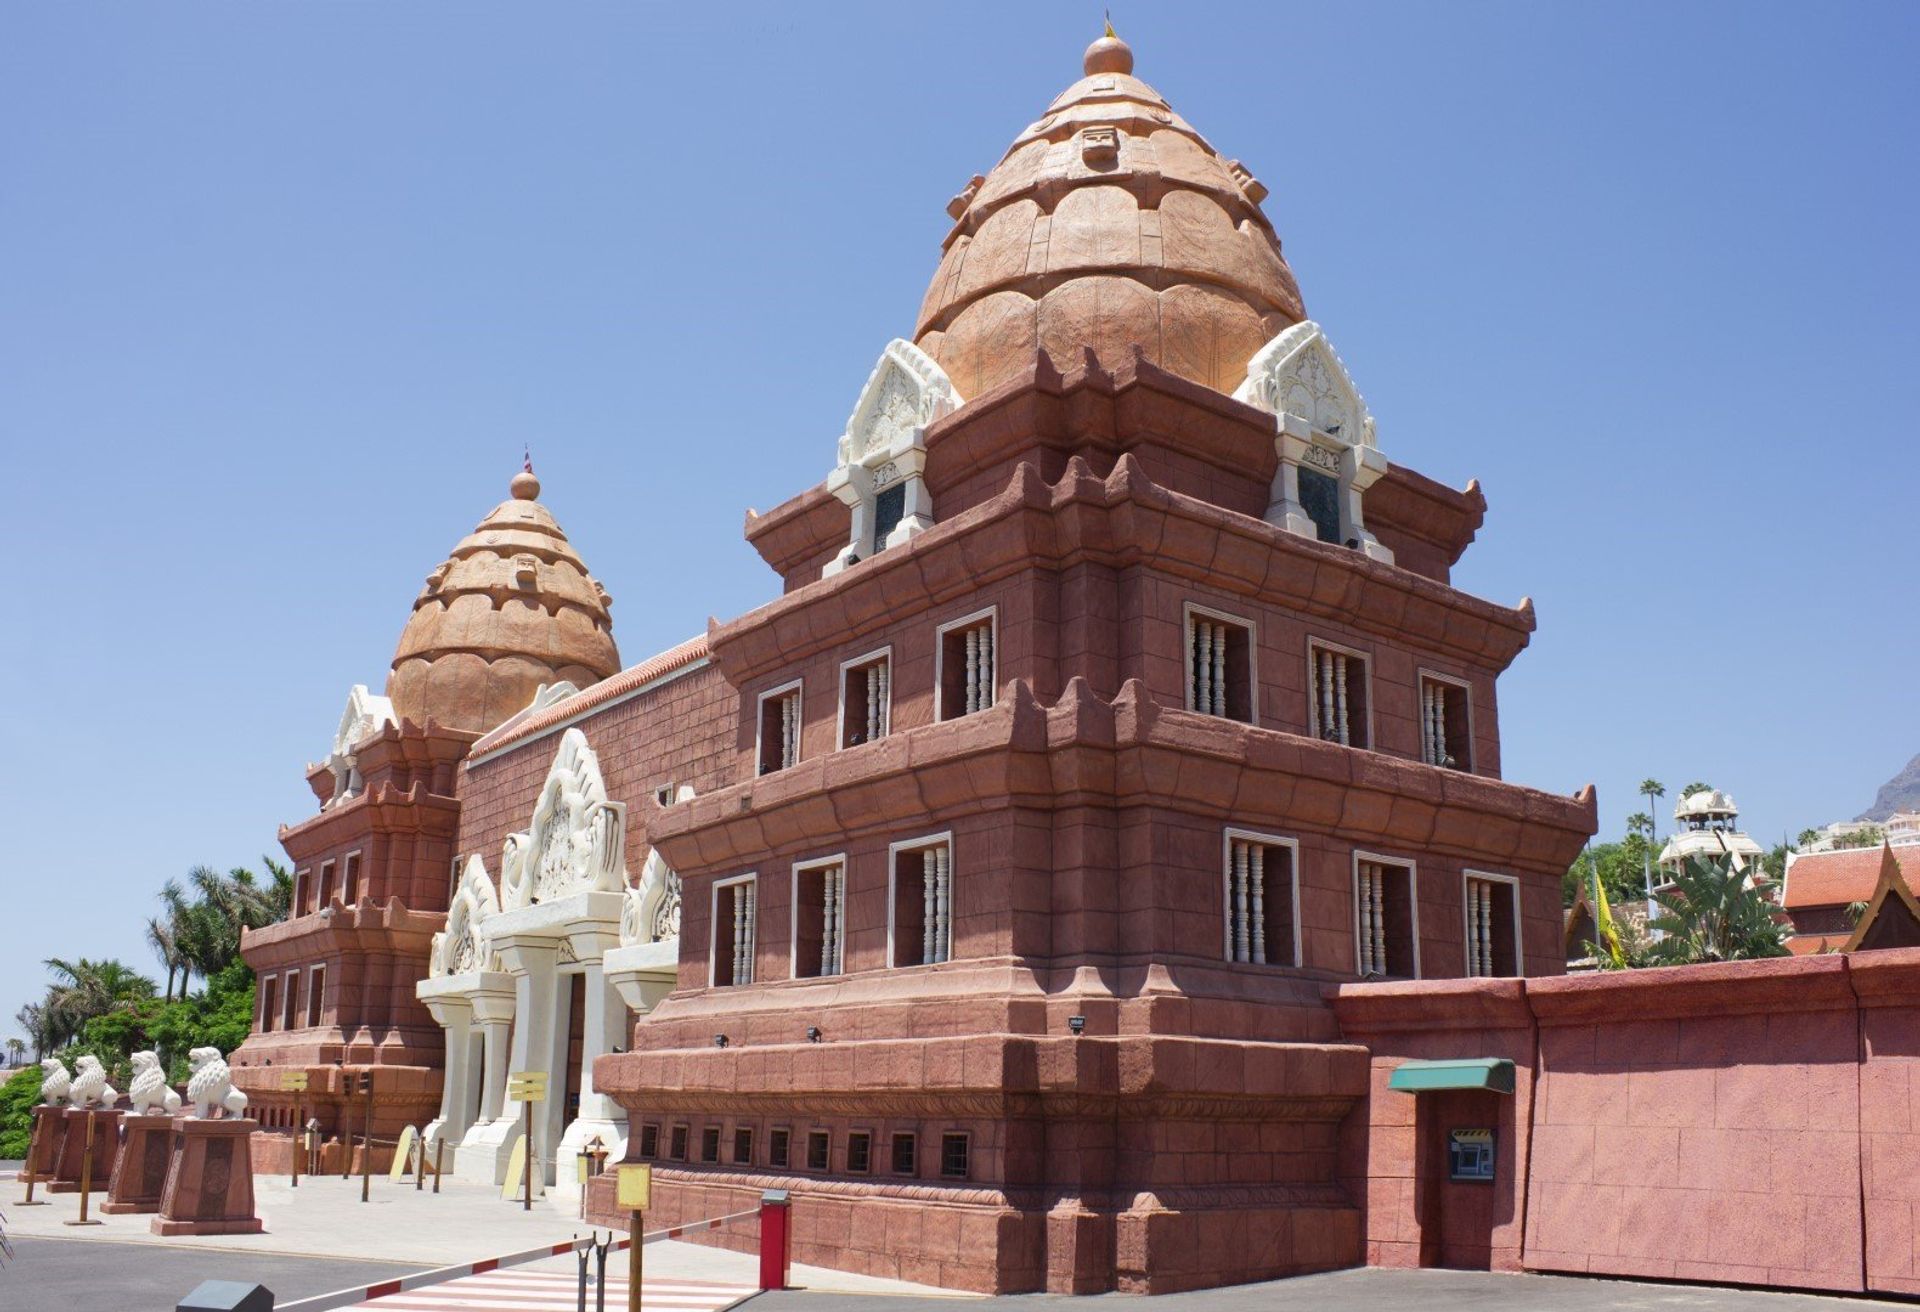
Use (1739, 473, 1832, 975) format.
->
(457, 659, 734, 878)
(1335, 952, 1920, 1298)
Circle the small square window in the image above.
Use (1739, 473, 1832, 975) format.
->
(841, 653, 891, 749)
(655, 784, 675, 807)
(669, 1125, 689, 1161)
(758, 683, 802, 775)
(734, 1127, 754, 1165)
(1420, 675, 1473, 771)
(847, 1131, 872, 1174)
(769, 1128, 791, 1169)
(940, 1133, 970, 1179)
(891, 1132, 917, 1176)
(872, 483, 907, 555)
(1309, 642, 1370, 748)
(794, 859, 848, 979)
(638, 1124, 660, 1159)
(937, 613, 995, 720)
(700, 1126, 721, 1163)
(1298, 464, 1342, 544)
(1186, 608, 1254, 723)
(806, 1130, 830, 1173)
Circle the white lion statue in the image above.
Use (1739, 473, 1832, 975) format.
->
(68, 1054, 119, 1108)
(185, 1047, 249, 1119)
(38, 1056, 71, 1106)
(128, 1050, 182, 1116)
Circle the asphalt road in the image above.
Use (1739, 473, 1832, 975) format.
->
(0, 1236, 416, 1312)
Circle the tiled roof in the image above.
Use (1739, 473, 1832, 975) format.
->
(1781, 845, 1918, 910)
(470, 633, 709, 758)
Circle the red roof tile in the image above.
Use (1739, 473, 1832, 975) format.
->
(1782, 845, 1919, 910)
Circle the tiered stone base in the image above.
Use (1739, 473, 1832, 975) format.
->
(49, 1107, 121, 1195)
(102, 1113, 174, 1215)
(593, 1032, 1369, 1294)
(154, 1117, 264, 1236)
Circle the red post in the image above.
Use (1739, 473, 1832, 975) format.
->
(758, 1189, 791, 1292)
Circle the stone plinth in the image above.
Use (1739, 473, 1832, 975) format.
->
(49, 1106, 121, 1195)
(102, 1113, 174, 1215)
(21, 1104, 67, 1183)
(153, 1117, 264, 1236)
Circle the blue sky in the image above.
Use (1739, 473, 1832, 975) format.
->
(4, 2, 1916, 1042)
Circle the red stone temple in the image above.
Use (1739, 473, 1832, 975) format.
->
(229, 29, 1920, 1300)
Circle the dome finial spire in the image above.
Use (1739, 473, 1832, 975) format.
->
(1084, 17, 1133, 76)
(510, 446, 541, 500)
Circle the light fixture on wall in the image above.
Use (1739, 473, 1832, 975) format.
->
(713, 1034, 730, 1049)
(1067, 1015, 1086, 1036)
(806, 1026, 822, 1043)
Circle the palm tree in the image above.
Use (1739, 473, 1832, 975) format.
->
(14, 1003, 53, 1060)
(1638, 779, 1666, 841)
(42, 958, 157, 1035)
(1646, 854, 1787, 964)
(1796, 828, 1822, 850)
(1626, 812, 1654, 838)
(146, 916, 182, 1002)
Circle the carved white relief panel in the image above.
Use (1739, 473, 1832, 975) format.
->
(1234, 321, 1377, 448)
(432, 855, 503, 977)
(499, 727, 628, 910)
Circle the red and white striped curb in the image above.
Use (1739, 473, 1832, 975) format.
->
(277, 1208, 762, 1312)
(341, 1271, 755, 1310)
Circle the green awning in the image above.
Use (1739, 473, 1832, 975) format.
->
(1387, 1058, 1515, 1095)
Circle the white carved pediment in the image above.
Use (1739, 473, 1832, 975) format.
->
(1234, 321, 1376, 449)
(499, 727, 627, 910)
(432, 855, 503, 977)
(322, 683, 396, 808)
(623, 848, 682, 947)
(837, 339, 961, 468)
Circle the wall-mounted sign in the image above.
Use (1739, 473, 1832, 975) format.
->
(1449, 1128, 1495, 1182)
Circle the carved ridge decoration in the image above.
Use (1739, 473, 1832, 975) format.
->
(432, 855, 502, 977)
(1233, 319, 1377, 448)
(623, 848, 682, 947)
(837, 339, 961, 468)
(500, 727, 627, 910)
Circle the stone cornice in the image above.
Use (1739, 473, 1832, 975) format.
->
(240, 898, 444, 969)
(650, 678, 1595, 881)
(1328, 977, 1533, 1036)
(711, 453, 1537, 690)
(279, 779, 461, 851)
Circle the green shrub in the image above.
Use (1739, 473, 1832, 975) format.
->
(1, 1065, 41, 1159)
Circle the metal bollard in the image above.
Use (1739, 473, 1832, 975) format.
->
(415, 1128, 426, 1191)
(576, 1241, 589, 1312)
(432, 1138, 444, 1195)
(594, 1232, 609, 1312)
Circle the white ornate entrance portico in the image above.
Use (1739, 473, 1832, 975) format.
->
(417, 726, 681, 1197)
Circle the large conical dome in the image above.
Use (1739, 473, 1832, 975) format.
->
(915, 34, 1305, 399)
(386, 467, 620, 734)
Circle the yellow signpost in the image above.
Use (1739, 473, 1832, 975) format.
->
(280, 1071, 309, 1187)
(505, 1071, 547, 1212)
(389, 1125, 417, 1184)
(618, 1164, 652, 1312)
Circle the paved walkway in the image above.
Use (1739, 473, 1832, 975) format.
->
(753, 1267, 1914, 1310)
(0, 1237, 415, 1312)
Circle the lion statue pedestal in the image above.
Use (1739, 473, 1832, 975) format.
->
(104, 1051, 180, 1215)
(152, 1048, 263, 1236)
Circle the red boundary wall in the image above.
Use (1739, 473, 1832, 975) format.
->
(1331, 946, 1920, 1297)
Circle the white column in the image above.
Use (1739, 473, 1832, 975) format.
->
(495, 935, 561, 1188)
(1210, 623, 1226, 716)
(1250, 844, 1267, 965)
(934, 845, 952, 963)
(423, 995, 473, 1151)
(921, 850, 937, 965)
(1232, 842, 1250, 963)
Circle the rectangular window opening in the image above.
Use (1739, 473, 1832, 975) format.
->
(343, 852, 362, 903)
(305, 965, 325, 1028)
(669, 1125, 689, 1161)
(1225, 835, 1297, 967)
(317, 861, 336, 910)
(700, 1126, 721, 1164)
(846, 1131, 872, 1174)
(260, 974, 279, 1033)
(1420, 676, 1473, 771)
(1298, 464, 1343, 545)
(938, 615, 995, 720)
(940, 1133, 970, 1179)
(794, 860, 848, 979)
(758, 684, 802, 775)
(1465, 875, 1520, 978)
(1310, 643, 1370, 748)
(1356, 858, 1417, 979)
(639, 1124, 660, 1159)
(891, 1132, 917, 1176)
(769, 1128, 791, 1169)
(806, 1130, 830, 1173)
(1187, 609, 1254, 722)
(733, 1126, 754, 1165)
(891, 838, 953, 967)
(712, 877, 758, 987)
(872, 483, 907, 555)
(841, 653, 891, 749)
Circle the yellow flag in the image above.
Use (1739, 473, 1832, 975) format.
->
(1593, 860, 1625, 968)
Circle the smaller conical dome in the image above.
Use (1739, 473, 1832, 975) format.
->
(386, 467, 620, 735)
